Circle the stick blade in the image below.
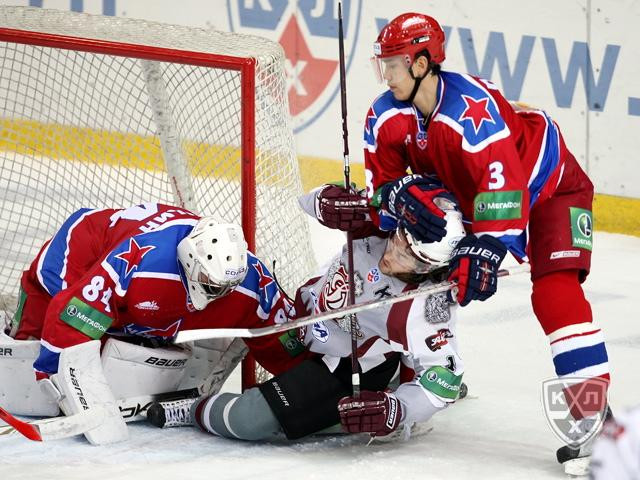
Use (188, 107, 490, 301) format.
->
(0, 406, 43, 441)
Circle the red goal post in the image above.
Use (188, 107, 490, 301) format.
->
(0, 6, 315, 388)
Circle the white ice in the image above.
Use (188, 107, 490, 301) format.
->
(1, 221, 639, 480)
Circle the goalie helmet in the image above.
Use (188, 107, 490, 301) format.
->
(177, 217, 248, 310)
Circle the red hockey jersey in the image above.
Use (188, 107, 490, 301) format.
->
(16, 203, 307, 378)
(364, 71, 587, 258)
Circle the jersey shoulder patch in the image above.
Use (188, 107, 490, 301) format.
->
(235, 253, 281, 317)
(435, 72, 509, 150)
(365, 90, 414, 146)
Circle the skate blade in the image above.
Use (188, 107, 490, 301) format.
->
(563, 456, 590, 477)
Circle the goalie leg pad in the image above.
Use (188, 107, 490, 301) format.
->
(193, 389, 282, 441)
(51, 340, 128, 445)
(178, 338, 248, 395)
(0, 334, 59, 416)
(101, 338, 191, 399)
(258, 354, 400, 440)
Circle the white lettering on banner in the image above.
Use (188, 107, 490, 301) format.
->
(285, 58, 308, 96)
(486, 201, 521, 209)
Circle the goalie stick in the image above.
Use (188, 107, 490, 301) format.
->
(175, 263, 531, 342)
(0, 388, 201, 442)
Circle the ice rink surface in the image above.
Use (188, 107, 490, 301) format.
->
(1, 220, 639, 480)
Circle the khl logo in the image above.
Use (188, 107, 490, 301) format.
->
(227, 0, 363, 133)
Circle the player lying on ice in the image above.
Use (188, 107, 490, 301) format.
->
(146, 183, 467, 441)
(0, 203, 310, 445)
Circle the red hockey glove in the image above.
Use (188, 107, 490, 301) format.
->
(314, 183, 370, 232)
(379, 174, 455, 243)
(337, 390, 402, 436)
(447, 234, 508, 306)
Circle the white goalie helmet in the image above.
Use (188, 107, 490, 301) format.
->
(177, 217, 248, 310)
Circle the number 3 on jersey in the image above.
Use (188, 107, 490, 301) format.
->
(488, 161, 505, 190)
(82, 275, 112, 313)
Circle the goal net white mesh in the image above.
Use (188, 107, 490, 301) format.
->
(0, 7, 315, 378)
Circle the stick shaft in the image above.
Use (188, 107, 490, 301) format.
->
(175, 264, 531, 342)
(337, 1, 359, 397)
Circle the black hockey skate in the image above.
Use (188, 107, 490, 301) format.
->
(147, 398, 197, 428)
(556, 405, 613, 475)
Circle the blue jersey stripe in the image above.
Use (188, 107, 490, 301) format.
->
(38, 208, 95, 295)
(104, 223, 193, 292)
(528, 113, 560, 208)
(364, 91, 410, 148)
(553, 343, 609, 376)
(33, 344, 61, 375)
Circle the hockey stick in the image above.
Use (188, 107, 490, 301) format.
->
(0, 355, 234, 442)
(0, 405, 107, 441)
(175, 263, 531, 342)
(0, 388, 200, 442)
(336, 1, 360, 397)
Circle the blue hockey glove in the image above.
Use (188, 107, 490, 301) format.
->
(447, 234, 508, 306)
(380, 174, 454, 243)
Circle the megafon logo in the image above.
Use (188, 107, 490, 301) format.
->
(227, 0, 363, 133)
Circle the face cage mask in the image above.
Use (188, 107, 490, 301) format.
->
(187, 259, 239, 303)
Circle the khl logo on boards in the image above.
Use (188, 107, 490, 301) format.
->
(227, 0, 363, 133)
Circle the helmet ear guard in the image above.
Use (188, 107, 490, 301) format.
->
(177, 218, 248, 310)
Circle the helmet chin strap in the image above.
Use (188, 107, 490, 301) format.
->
(405, 56, 430, 104)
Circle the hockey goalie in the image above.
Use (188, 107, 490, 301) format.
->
(0, 203, 310, 445)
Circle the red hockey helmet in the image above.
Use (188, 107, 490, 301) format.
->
(374, 13, 445, 63)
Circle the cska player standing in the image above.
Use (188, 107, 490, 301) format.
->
(363, 12, 609, 467)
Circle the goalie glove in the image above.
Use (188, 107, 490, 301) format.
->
(447, 234, 508, 306)
(313, 183, 370, 232)
(337, 390, 402, 436)
(379, 174, 454, 243)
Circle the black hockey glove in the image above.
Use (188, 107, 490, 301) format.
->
(447, 234, 508, 306)
(314, 183, 370, 232)
(379, 174, 454, 243)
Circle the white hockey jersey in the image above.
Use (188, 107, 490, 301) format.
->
(296, 235, 464, 425)
(590, 407, 640, 479)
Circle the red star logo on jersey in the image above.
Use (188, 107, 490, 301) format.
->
(254, 262, 275, 301)
(459, 95, 495, 134)
(115, 238, 155, 276)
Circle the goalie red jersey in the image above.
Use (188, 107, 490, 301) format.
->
(13, 203, 306, 379)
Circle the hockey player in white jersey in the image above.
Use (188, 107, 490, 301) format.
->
(148, 184, 467, 440)
(589, 406, 640, 479)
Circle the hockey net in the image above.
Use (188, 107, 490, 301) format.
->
(0, 6, 315, 387)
